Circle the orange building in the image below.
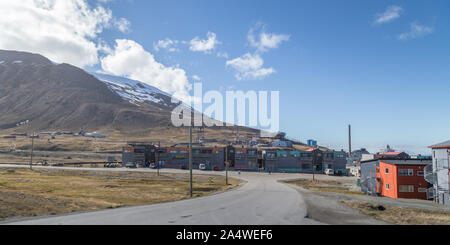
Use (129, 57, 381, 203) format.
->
(361, 159, 432, 200)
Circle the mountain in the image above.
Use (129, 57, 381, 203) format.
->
(0, 49, 260, 139)
(0, 50, 180, 133)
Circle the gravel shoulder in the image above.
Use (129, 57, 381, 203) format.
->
(283, 177, 450, 225)
(288, 184, 387, 225)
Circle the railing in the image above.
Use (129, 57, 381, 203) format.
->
(424, 164, 435, 184)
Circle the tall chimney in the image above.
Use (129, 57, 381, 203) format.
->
(348, 124, 352, 157)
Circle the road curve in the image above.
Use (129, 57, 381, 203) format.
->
(2, 165, 322, 225)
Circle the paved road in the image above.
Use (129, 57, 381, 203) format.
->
(1, 165, 322, 225)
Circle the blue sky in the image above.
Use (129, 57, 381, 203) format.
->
(98, 0, 450, 154)
(1, 0, 449, 154)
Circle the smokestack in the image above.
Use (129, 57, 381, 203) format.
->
(348, 124, 352, 157)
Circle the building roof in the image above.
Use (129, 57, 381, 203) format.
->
(429, 140, 450, 149)
(381, 152, 404, 156)
(361, 159, 431, 166)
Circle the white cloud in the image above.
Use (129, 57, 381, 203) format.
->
(114, 17, 131, 33)
(0, 0, 129, 68)
(226, 25, 287, 80)
(226, 53, 275, 80)
(192, 75, 201, 81)
(189, 32, 220, 53)
(248, 26, 290, 53)
(153, 38, 179, 52)
(374, 5, 403, 24)
(101, 39, 193, 103)
(398, 22, 433, 40)
(217, 51, 229, 58)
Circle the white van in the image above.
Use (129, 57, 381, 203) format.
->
(199, 163, 207, 171)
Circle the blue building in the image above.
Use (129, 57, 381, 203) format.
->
(307, 139, 317, 147)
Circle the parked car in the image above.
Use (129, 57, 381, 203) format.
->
(199, 163, 207, 171)
(104, 163, 121, 168)
(125, 163, 137, 168)
(325, 168, 334, 175)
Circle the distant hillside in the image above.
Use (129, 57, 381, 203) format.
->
(0, 50, 260, 138)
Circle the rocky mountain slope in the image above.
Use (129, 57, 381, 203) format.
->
(0, 50, 259, 138)
(0, 50, 178, 132)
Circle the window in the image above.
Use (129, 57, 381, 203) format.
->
(399, 169, 414, 176)
(417, 171, 424, 176)
(386, 183, 390, 190)
(266, 152, 276, 158)
(399, 185, 415, 193)
(301, 153, 312, 158)
(385, 168, 389, 174)
(418, 188, 427, 193)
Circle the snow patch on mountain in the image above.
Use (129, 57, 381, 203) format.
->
(91, 72, 174, 107)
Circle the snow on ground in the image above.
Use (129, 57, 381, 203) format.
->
(90, 72, 173, 107)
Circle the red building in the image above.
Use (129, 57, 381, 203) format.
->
(375, 159, 431, 200)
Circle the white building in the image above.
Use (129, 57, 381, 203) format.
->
(429, 141, 450, 206)
(271, 140, 293, 148)
(361, 153, 375, 162)
(347, 165, 361, 177)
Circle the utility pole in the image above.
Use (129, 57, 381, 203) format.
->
(348, 124, 352, 158)
(312, 162, 315, 181)
(157, 141, 160, 176)
(30, 132, 35, 170)
(225, 146, 229, 186)
(189, 124, 193, 197)
(312, 148, 316, 181)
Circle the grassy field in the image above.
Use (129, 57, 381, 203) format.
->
(0, 168, 240, 220)
(342, 201, 450, 225)
(283, 178, 364, 196)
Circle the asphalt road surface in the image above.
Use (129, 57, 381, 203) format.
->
(1, 165, 322, 225)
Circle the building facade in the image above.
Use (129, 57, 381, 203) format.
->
(429, 141, 450, 206)
(361, 159, 432, 200)
(122, 143, 347, 174)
